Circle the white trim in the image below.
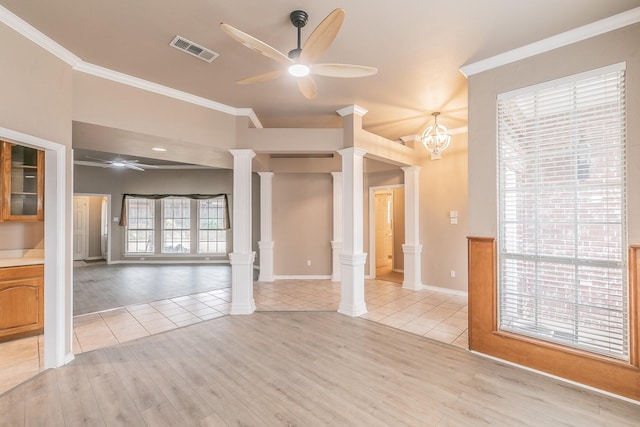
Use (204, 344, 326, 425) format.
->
(110, 259, 230, 265)
(470, 351, 640, 406)
(422, 284, 468, 297)
(460, 7, 640, 77)
(336, 105, 368, 117)
(497, 62, 626, 100)
(73, 192, 112, 264)
(0, 6, 81, 66)
(0, 6, 262, 128)
(73, 62, 262, 127)
(368, 184, 404, 279)
(0, 127, 73, 369)
(273, 275, 332, 280)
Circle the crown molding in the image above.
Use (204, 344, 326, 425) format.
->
(0, 5, 81, 66)
(336, 105, 368, 117)
(460, 7, 640, 77)
(0, 5, 261, 128)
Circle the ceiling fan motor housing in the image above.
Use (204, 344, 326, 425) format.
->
(288, 10, 308, 59)
(289, 10, 308, 28)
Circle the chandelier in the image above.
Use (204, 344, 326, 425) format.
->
(421, 112, 451, 159)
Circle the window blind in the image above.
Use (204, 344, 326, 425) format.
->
(497, 63, 627, 360)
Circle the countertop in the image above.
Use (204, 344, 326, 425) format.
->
(0, 257, 44, 268)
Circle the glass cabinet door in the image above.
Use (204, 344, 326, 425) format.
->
(1, 142, 44, 221)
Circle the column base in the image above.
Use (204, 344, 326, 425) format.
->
(258, 241, 274, 282)
(330, 241, 343, 282)
(229, 252, 256, 315)
(402, 244, 423, 291)
(338, 252, 368, 317)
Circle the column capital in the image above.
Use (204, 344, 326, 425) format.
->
(337, 147, 367, 158)
(257, 171, 274, 178)
(229, 149, 256, 159)
(331, 171, 342, 179)
(401, 165, 422, 174)
(336, 105, 368, 117)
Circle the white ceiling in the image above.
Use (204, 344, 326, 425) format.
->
(1, 0, 638, 143)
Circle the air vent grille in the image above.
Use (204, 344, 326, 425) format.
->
(170, 36, 219, 63)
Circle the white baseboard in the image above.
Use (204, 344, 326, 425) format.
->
(84, 256, 105, 261)
(109, 259, 230, 265)
(392, 268, 404, 273)
(422, 284, 468, 297)
(272, 275, 332, 280)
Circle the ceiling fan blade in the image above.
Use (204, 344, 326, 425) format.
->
(237, 69, 286, 84)
(297, 76, 317, 100)
(136, 163, 159, 169)
(300, 8, 345, 63)
(220, 22, 292, 65)
(310, 63, 378, 78)
(124, 163, 145, 171)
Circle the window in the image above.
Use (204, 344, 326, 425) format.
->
(198, 198, 227, 254)
(125, 198, 155, 253)
(497, 64, 627, 359)
(162, 198, 191, 253)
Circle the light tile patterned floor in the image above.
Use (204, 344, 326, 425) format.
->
(255, 279, 469, 348)
(0, 279, 467, 395)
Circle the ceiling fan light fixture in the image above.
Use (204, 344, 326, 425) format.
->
(111, 161, 126, 168)
(421, 112, 451, 159)
(288, 63, 310, 77)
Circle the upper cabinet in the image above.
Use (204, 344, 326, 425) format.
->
(1, 141, 44, 222)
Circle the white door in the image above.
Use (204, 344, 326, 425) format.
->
(375, 192, 394, 268)
(100, 197, 108, 259)
(73, 196, 89, 260)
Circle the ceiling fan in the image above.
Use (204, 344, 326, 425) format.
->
(220, 8, 377, 99)
(85, 156, 159, 171)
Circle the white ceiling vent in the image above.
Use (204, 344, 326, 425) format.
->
(170, 35, 219, 63)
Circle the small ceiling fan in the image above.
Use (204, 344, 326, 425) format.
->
(220, 8, 377, 99)
(85, 156, 159, 171)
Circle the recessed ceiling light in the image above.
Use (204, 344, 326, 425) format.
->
(152, 147, 167, 152)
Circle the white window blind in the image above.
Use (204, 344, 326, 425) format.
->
(497, 63, 627, 360)
(162, 198, 191, 253)
(126, 198, 155, 254)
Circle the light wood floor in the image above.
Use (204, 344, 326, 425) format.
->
(2, 311, 639, 426)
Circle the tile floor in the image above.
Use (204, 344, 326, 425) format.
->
(0, 279, 467, 395)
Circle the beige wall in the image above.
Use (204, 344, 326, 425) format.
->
(0, 222, 44, 251)
(418, 134, 469, 292)
(272, 173, 332, 275)
(0, 24, 73, 145)
(73, 165, 234, 261)
(88, 196, 104, 258)
(468, 23, 640, 244)
(72, 72, 237, 168)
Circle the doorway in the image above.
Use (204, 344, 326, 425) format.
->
(73, 194, 110, 263)
(370, 186, 404, 283)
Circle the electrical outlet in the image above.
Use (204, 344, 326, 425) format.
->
(307, 259, 311, 266)
(450, 270, 456, 278)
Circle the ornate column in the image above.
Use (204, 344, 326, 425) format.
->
(229, 149, 256, 314)
(331, 171, 343, 282)
(257, 172, 274, 282)
(337, 147, 368, 316)
(401, 166, 423, 290)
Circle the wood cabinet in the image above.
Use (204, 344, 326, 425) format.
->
(0, 264, 44, 342)
(1, 141, 44, 222)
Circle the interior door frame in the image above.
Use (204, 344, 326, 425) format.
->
(368, 184, 403, 279)
(74, 193, 112, 264)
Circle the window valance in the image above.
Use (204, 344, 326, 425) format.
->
(119, 193, 230, 228)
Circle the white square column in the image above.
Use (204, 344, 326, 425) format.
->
(258, 172, 274, 282)
(401, 166, 423, 290)
(229, 149, 256, 315)
(331, 171, 343, 282)
(337, 147, 368, 316)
